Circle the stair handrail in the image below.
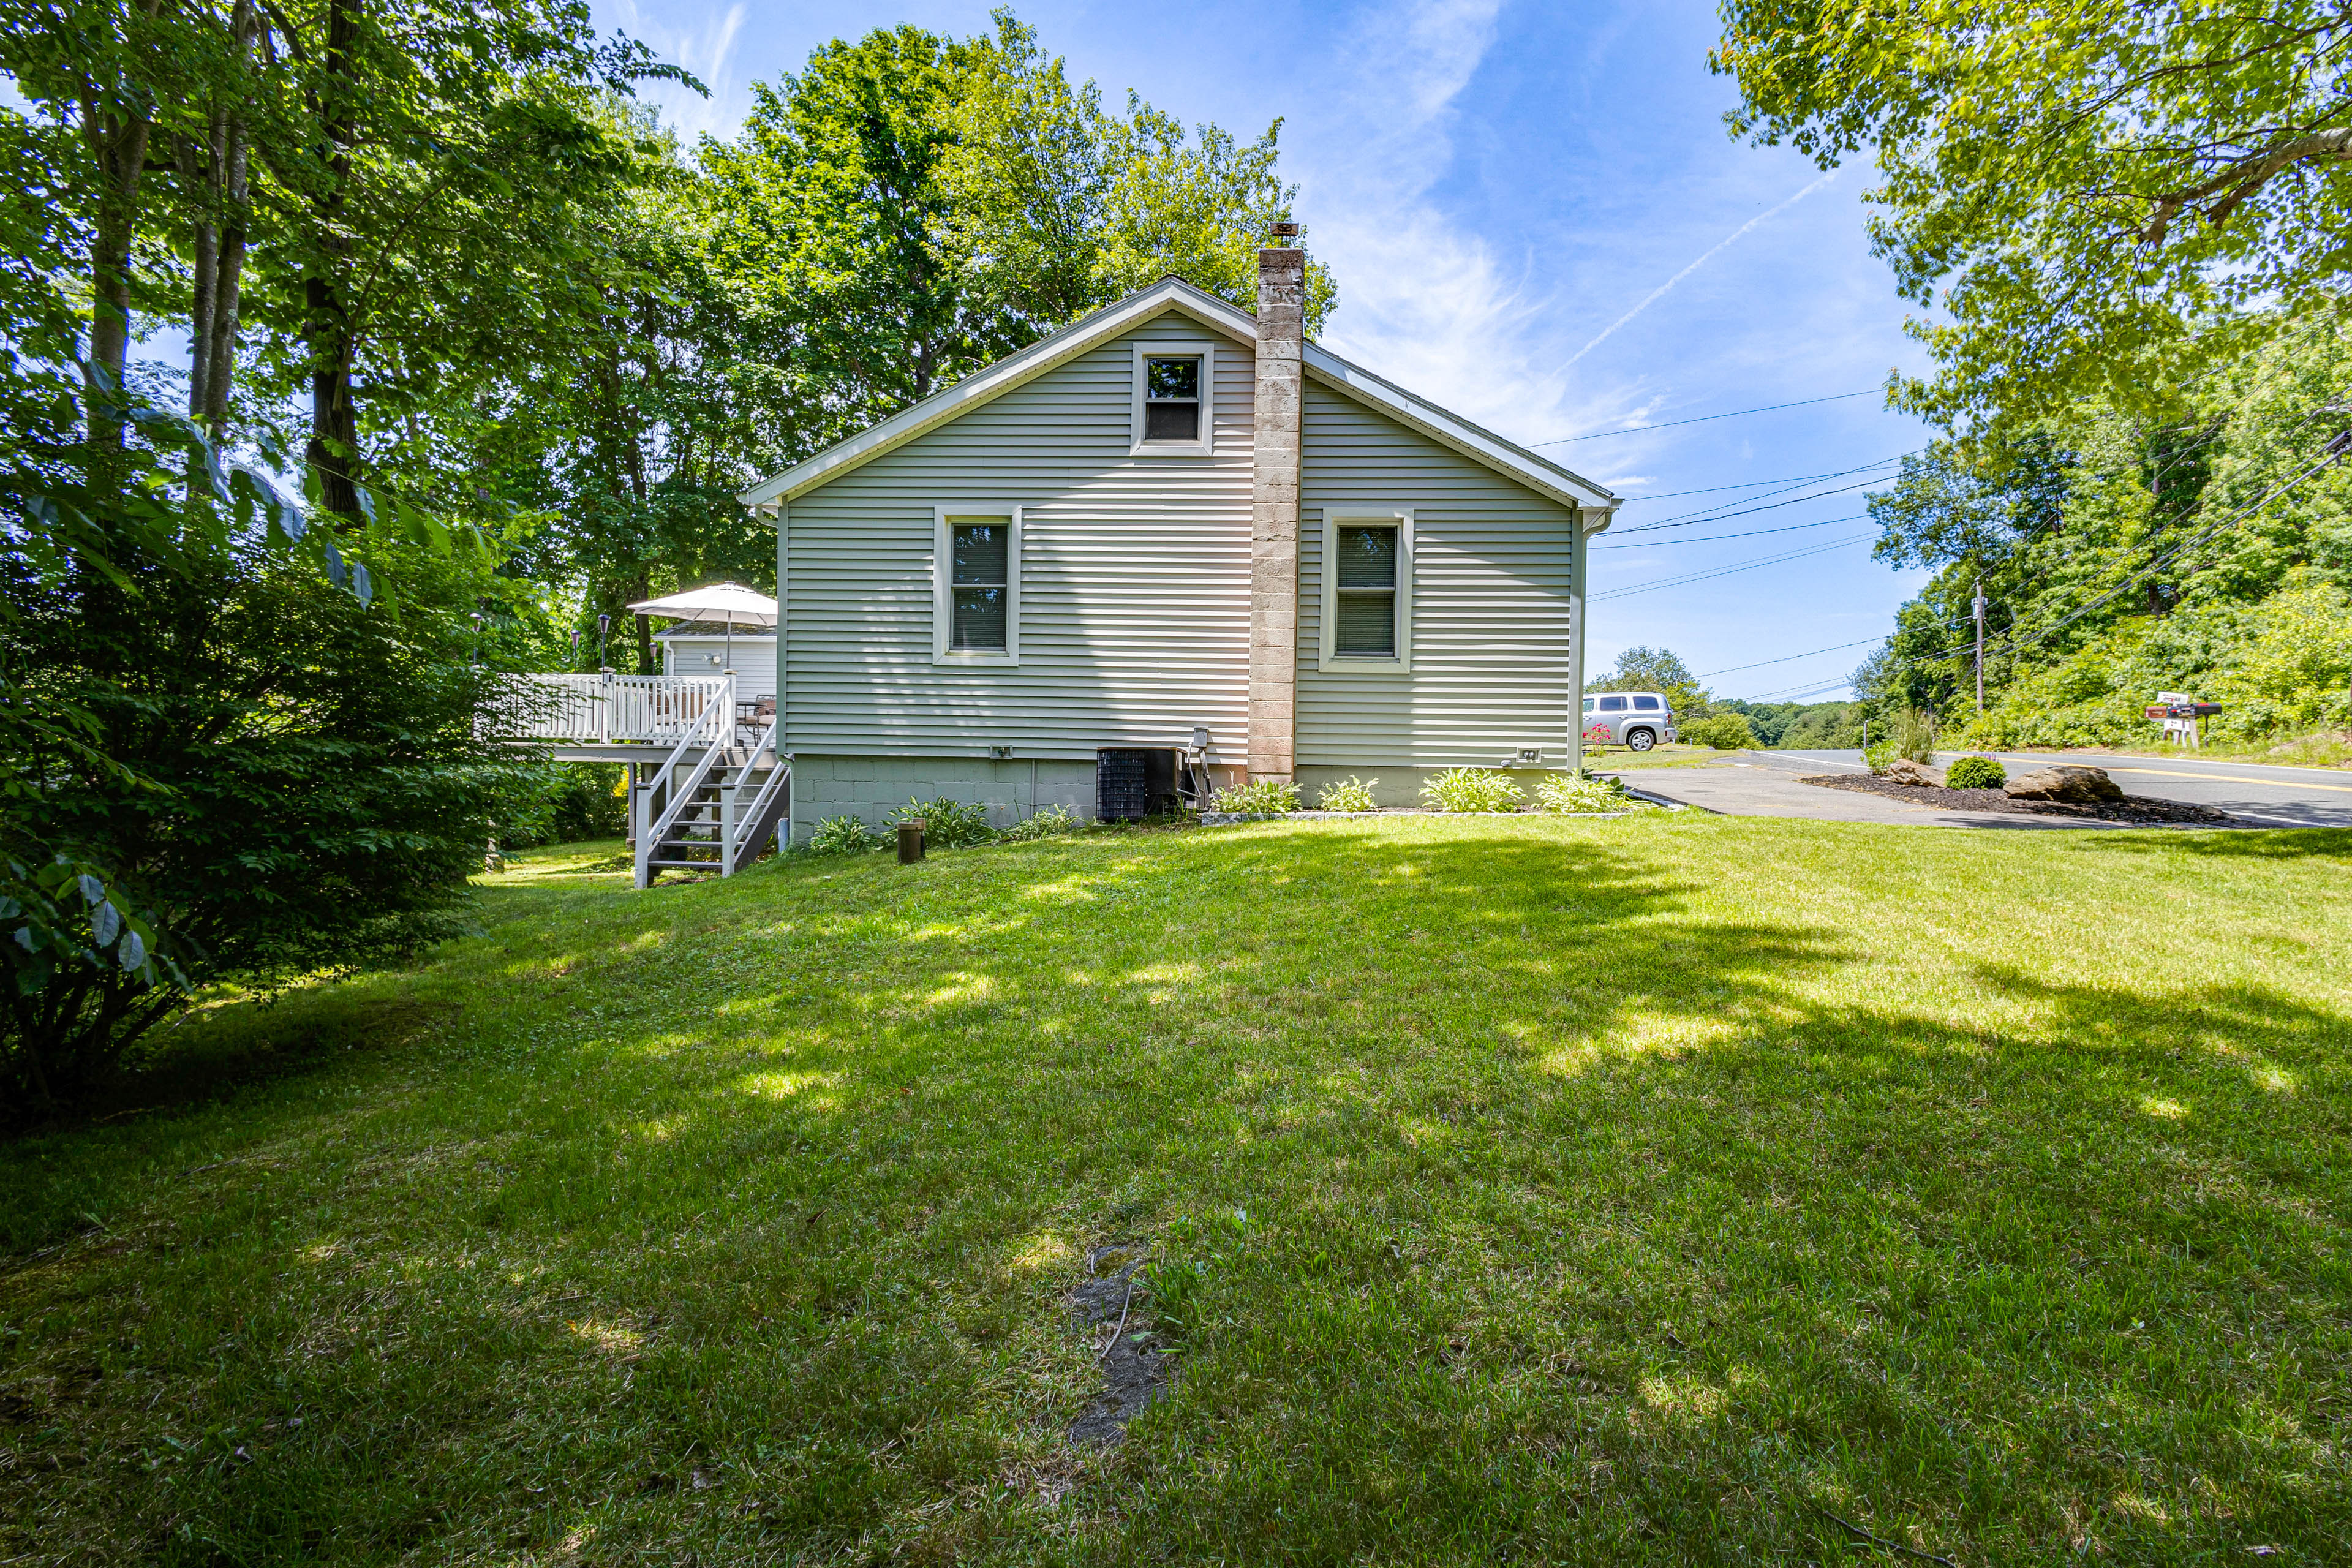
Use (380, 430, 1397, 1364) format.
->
(634, 676, 733, 886)
(726, 718, 788, 873)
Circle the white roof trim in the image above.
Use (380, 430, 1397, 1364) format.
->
(736, 276, 1621, 513)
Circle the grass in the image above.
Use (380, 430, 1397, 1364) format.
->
(1582, 743, 1741, 770)
(3, 816, 2350, 1565)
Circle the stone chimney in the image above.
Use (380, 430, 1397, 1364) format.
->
(1249, 243, 1305, 782)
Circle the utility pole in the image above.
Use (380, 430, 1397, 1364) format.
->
(1973, 576, 1987, 715)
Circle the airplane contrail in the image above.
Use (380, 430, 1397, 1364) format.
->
(1561, 170, 1838, 372)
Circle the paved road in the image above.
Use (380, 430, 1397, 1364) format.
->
(1755, 748, 2352, 830)
(1615, 766, 2132, 829)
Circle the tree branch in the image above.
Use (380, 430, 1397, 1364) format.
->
(2139, 125, 2352, 244)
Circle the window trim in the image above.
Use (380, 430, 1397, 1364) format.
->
(932, 505, 1022, 666)
(1317, 508, 1415, 674)
(1129, 339, 1215, 457)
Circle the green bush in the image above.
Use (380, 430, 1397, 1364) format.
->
(1001, 804, 1080, 841)
(808, 816, 882, 854)
(1534, 771, 1649, 813)
(1679, 713, 1758, 750)
(1420, 768, 1526, 813)
(1890, 707, 1940, 764)
(1314, 776, 1381, 812)
(889, 796, 996, 848)
(1210, 779, 1301, 815)
(1861, 742, 1898, 774)
(1943, 756, 2007, 790)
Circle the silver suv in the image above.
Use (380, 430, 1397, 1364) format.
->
(1582, 691, 1676, 751)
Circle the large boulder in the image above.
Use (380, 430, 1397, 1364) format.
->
(1881, 758, 1943, 787)
(2003, 765, 2124, 804)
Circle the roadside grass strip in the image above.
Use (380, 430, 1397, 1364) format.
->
(2, 817, 2349, 1564)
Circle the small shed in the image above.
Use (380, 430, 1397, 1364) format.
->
(657, 622, 778, 703)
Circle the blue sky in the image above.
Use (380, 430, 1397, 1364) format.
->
(603, 0, 1937, 703)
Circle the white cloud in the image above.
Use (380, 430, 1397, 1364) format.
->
(609, 0, 749, 145)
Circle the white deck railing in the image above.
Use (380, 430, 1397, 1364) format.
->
(496, 674, 736, 745)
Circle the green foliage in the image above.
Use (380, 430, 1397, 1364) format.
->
(1000, 804, 1080, 841)
(1972, 580, 2352, 750)
(1714, 2, 2352, 440)
(1718, 698, 1861, 748)
(699, 13, 1336, 462)
(1420, 769, 1526, 813)
(2, 480, 514, 1115)
(500, 764, 628, 848)
(807, 816, 882, 855)
(1210, 778, 1301, 815)
(889, 796, 997, 850)
(1314, 776, 1380, 812)
(1588, 645, 1708, 714)
(1678, 713, 1757, 750)
(1861, 743, 1898, 774)
(1858, 312, 2352, 744)
(1944, 756, 2008, 790)
(1144, 1208, 1248, 1352)
(1534, 772, 1647, 813)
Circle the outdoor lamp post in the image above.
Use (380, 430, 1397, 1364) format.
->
(597, 613, 610, 671)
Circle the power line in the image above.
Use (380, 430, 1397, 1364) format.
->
(1614, 460, 1903, 503)
(1531, 388, 1884, 447)
(1694, 632, 1894, 677)
(1593, 513, 1868, 549)
(1722, 437, 2343, 703)
(1590, 532, 1875, 602)
(1611, 467, 1913, 534)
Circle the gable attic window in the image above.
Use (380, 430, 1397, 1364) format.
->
(1318, 510, 1415, 673)
(933, 506, 1021, 665)
(1130, 340, 1215, 456)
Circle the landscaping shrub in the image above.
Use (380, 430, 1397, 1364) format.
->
(1535, 771, 1648, 812)
(808, 816, 881, 854)
(1420, 768, 1526, 813)
(1210, 779, 1301, 815)
(1862, 742, 1898, 774)
(889, 796, 996, 848)
(1944, 756, 2008, 789)
(1314, 776, 1381, 812)
(1679, 712, 1757, 750)
(1000, 804, 1080, 841)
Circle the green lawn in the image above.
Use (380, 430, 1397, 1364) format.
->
(4, 816, 2350, 1565)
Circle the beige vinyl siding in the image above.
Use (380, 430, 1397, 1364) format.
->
(1298, 380, 1579, 768)
(780, 312, 1256, 761)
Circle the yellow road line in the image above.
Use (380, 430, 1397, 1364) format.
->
(2095, 767, 2352, 794)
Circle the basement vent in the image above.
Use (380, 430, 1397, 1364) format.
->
(1096, 748, 1178, 821)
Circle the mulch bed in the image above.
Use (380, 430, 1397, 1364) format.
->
(1798, 772, 2240, 826)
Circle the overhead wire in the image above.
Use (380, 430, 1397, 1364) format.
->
(1592, 513, 1867, 549)
(1717, 432, 2346, 701)
(1589, 532, 1878, 602)
(1531, 388, 1883, 446)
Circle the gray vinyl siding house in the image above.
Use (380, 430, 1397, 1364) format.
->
(737, 262, 1619, 841)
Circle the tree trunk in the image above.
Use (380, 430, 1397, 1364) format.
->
(193, 0, 257, 432)
(304, 0, 363, 519)
(80, 94, 153, 451)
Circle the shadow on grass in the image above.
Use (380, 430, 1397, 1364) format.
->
(5, 822, 2349, 1566)
(2067, 825, 2352, 861)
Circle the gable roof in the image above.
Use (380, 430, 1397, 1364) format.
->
(736, 277, 1621, 516)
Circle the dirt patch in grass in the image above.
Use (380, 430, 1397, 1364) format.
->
(1800, 772, 2242, 825)
(1067, 1246, 1172, 1447)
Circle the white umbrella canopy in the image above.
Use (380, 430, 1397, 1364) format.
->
(627, 582, 776, 677)
(626, 582, 777, 628)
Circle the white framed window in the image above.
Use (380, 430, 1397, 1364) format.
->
(933, 506, 1021, 665)
(1129, 339, 1215, 456)
(1317, 509, 1414, 673)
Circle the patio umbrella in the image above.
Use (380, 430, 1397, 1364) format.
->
(627, 582, 777, 675)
